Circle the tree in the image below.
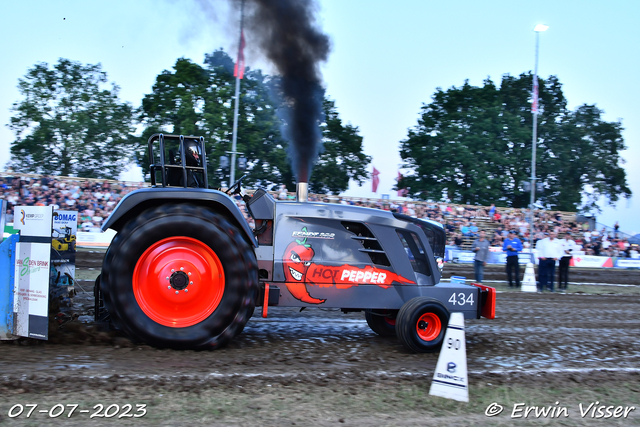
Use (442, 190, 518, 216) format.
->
(399, 73, 631, 212)
(8, 59, 135, 178)
(140, 50, 370, 193)
(139, 53, 288, 189)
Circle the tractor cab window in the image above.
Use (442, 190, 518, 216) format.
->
(397, 230, 431, 277)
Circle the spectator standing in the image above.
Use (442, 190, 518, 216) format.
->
(454, 233, 463, 249)
(503, 231, 523, 287)
(614, 221, 620, 238)
(558, 232, 577, 290)
(471, 230, 490, 283)
(536, 231, 562, 292)
(488, 203, 496, 218)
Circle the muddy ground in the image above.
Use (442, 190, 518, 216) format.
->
(0, 252, 639, 426)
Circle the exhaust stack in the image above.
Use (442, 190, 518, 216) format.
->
(297, 182, 308, 203)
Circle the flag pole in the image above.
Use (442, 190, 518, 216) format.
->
(229, 0, 245, 185)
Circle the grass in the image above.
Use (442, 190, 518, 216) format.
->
(2, 379, 638, 426)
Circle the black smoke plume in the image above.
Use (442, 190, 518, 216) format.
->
(238, 0, 330, 183)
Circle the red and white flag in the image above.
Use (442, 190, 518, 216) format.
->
(531, 76, 539, 113)
(234, 30, 246, 79)
(372, 167, 380, 193)
(397, 172, 408, 197)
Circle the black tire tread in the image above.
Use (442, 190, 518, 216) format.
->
(101, 203, 257, 350)
(365, 310, 397, 337)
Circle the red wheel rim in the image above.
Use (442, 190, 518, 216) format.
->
(415, 312, 441, 341)
(133, 236, 225, 328)
(382, 310, 396, 326)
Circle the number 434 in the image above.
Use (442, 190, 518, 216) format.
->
(448, 292, 474, 306)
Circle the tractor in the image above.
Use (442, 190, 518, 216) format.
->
(96, 134, 495, 352)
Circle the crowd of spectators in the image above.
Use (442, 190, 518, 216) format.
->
(1, 174, 636, 258)
(0, 175, 143, 232)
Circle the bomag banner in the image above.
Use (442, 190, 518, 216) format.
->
(12, 206, 53, 339)
(51, 211, 78, 301)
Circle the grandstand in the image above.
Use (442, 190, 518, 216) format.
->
(3, 172, 636, 258)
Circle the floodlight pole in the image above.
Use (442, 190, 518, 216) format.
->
(529, 24, 548, 262)
(230, 1, 245, 185)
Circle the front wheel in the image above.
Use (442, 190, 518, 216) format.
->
(365, 309, 398, 337)
(100, 203, 257, 350)
(396, 297, 449, 353)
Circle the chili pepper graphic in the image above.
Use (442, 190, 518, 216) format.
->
(283, 228, 325, 303)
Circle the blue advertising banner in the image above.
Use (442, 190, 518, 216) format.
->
(445, 246, 535, 265)
(615, 259, 640, 269)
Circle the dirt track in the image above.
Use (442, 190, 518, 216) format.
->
(1, 252, 639, 425)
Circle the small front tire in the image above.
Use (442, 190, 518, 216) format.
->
(396, 297, 449, 353)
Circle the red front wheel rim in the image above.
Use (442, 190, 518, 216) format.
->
(133, 236, 225, 328)
(382, 310, 396, 326)
(416, 312, 441, 341)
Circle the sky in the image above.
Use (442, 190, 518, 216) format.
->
(1, 0, 638, 234)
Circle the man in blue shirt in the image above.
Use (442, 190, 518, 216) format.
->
(503, 231, 523, 287)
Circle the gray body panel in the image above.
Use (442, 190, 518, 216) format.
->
(272, 201, 441, 284)
(261, 200, 481, 314)
(272, 281, 481, 319)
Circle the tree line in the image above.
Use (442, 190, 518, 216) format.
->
(7, 55, 630, 211)
(398, 75, 631, 212)
(7, 52, 370, 194)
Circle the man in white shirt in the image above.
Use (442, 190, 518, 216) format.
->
(558, 232, 577, 290)
(536, 231, 562, 292)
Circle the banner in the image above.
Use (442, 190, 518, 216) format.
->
(14, 242, 50, 339)
(76, 229, 117, 248)
(446, 247, 533, 265)
(569, 255, 614, 268)
(615, 259, 640, 269)
(0, 200, 6, 243)
(50, 211, 78, 303)
(12, 206, 53, 340)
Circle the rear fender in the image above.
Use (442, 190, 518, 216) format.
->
(101, 187, 257, 247)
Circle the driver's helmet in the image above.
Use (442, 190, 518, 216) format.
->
(183, 140, 202, 167)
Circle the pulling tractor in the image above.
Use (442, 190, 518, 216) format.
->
(96, 134, 495, 352)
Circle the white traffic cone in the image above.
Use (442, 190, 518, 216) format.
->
(429, 312, 468, 402)
(521, 262, 537, 293)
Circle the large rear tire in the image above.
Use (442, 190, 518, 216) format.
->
(365, 309, 398, 337)
(396, 297, 449, 353)
(101, 203, 257, 350)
